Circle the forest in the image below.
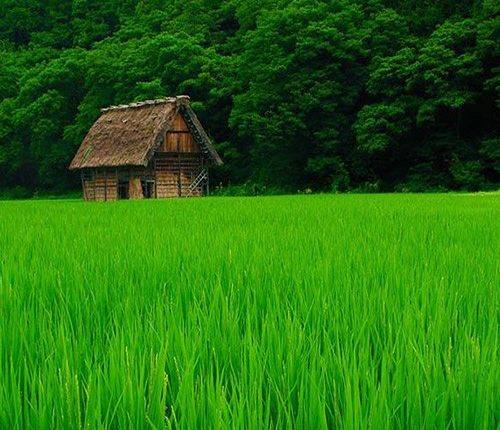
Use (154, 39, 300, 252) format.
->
(0, 0, 498, 196)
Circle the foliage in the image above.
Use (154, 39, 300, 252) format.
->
(0, 0, 498, 194)
(0, 194, 498, 427)
(212, 181, 285, 196)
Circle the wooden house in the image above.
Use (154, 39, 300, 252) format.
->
(69, 95, 222, 200)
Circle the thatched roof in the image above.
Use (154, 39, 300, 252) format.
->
(69, 96, 222, 170)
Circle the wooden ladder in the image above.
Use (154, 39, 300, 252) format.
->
(186, 168, 208, 197)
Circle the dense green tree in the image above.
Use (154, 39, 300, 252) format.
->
(0, 0, 498, 195)
(355, 4, 499, 190)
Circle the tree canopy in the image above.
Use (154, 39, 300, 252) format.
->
(0, 0, 498, 196)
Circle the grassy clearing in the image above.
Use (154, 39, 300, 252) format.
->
(0, 194, 498, 429)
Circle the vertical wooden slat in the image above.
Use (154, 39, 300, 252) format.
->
(93, 169, 96, 200)
(154, 159, 157, 199)
(177, 139, 181, 196)
(201, 157, 204, 196)
(81, 172, 86, 201)
(104, 170, 108, 201)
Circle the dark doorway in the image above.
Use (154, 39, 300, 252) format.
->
(142, 180, 155, 198)
(117, 180, 129, 199)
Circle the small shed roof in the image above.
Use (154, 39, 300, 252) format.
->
(69, 96, 222, 170)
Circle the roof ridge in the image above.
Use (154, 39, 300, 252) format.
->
(101, 95, 190, 113)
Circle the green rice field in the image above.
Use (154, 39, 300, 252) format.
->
(0, 194, 498, 429)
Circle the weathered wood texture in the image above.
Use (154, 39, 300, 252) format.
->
(159, 113, 199, 153)
(154, 154, 203, 197)
(83, 170, 118, 201)
(81, 113, 206, 200)
(129, 177, 144, 199)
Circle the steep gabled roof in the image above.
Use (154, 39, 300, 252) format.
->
(69, 96, 222, 170)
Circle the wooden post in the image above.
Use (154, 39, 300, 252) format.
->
(154, 159, 158, 199)
(201, 157, 205, 196)
(177, 139, 181, 197)
(93, 169, 96, 201)
(104, 170, 108, 201)
(81, 172, 86, 201)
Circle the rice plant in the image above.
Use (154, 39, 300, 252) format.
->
(0, 194, 498, 429)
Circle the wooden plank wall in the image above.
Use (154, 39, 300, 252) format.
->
(80, 113, 206, 200)
(160, 113, 200, 153)
(81, 160, 204, 200)
(129, 177, 143, 199)
(83, 170, 117, 201)
(154, 112, 204, 197)
(154, 155, 203, 197)
(155, 157, 179, 197)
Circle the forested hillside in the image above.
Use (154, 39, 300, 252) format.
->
(0, 0, 498, 196)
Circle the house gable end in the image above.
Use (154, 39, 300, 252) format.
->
(69, 96, 222, 170)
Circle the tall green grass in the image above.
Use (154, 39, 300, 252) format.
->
(0, 194, 498, 429)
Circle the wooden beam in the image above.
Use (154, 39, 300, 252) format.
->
(154, 159, 158, 198)
(104, 170, 108, 201)
(81, 172, 86, 201)
(177, 139, 181, 197)
(93, 169, 96, 201)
